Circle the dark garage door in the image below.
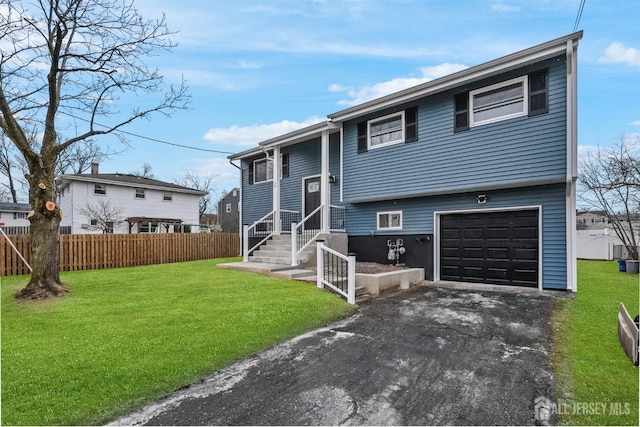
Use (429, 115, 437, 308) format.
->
(440, 210, 539, 287)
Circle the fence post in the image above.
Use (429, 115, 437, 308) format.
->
(316, 240, 325, 289)
(291, 222, 298, 266)
(243, 224, 249, 262)
(347, 252, 356, 304)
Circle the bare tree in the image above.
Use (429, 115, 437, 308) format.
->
(56, 139, 120, 175)
(0, 0, 189, 299)
(131, 162, 154, 178)
(0, 133, 22, 202)
(579, 136, 640, 260)
(176, 172, 217, 219)
(77, 199, 125, 234)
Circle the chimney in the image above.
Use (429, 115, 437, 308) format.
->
(91, 162, 99, 174)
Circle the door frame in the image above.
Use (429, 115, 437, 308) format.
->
(433, 205, 543, 290)
(301, 174, 325, 230)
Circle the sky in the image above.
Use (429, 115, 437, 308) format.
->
(4, 0, 640, 207)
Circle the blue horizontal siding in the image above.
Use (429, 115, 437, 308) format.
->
(241, 157, 273, 225)
(344, 183, 567, 289)
(342, 56, 568, 202)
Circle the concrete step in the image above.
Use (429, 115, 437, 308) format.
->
(260, 244, 292, 251)
(248, 255, 291, 265)
(252, 250, 291, 258)
(270, 269, 316, 280)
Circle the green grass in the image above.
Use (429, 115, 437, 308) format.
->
(554, 260, 639, 425)
(1, 258, 356, 426)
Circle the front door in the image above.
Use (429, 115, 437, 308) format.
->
(304, 177, 321, 230)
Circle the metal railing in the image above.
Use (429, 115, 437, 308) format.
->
(280, 209, 300, 233)
(243, 210, 275, 262)
(330, 205, 346, 231)
(290, 204, 324, 266)
(316, 240, 356, 304)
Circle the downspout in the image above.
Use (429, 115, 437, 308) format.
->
(229, 159, 242, 256)
(565, 38, 579, 292)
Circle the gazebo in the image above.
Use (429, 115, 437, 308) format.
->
(126, 217, 184, 234)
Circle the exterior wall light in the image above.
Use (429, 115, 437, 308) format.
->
(476, 194, 488, 204)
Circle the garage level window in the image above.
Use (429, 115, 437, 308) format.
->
(135, 188, 145, 199)
(93, 184, 106, 195)
(377, 211, 403, 230)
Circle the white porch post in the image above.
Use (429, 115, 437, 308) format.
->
(272, 146, 281, 234)
(321, 130, 330, 232)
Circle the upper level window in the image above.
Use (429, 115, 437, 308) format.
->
(368, 111, 405, 149)
(135, 188, 146, 199)
(14, 212, 27, 220)
(455, 69, 548, 132)
(377, 211, 403, 230)
(253, 158, 273, 183)
(248, 153, 291, 184)
(163, 192, 173, 201)
(358, 107, 418, 153)
(470, 76, 527, 127)
(94, 184, 106, 195)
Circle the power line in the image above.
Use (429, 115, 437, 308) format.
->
(59, 111, 235, 155)
(573, 0, 586, 32)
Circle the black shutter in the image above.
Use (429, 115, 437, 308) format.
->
(529, 69, 548, 116)
(248, 161, 254, 185)
(454, 92, 469, 132)
(281, 153, 289, 178)
(357, 121, 368, 153)
(405, 106, 418, 143)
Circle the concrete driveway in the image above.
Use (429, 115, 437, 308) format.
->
(109, 286, 558, 426)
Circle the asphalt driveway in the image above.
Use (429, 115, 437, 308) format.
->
(109, 286, 558, 426)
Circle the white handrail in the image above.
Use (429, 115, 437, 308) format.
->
(291, 204, 324, 266)
(316, 240, 356, 304)
(243, 210, 275, 262)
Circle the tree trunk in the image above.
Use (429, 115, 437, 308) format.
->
(15, 174, 68, 300)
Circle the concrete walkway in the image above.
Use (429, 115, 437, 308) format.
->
(109, 286, 559, 426)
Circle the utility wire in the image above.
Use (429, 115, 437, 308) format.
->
(573, 0, 586, 32)
(60, 111, 235, 155)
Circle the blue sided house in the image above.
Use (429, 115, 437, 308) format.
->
(229, 32, 582, 292)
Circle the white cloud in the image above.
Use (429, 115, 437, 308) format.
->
(331, 63, 468, 106)
(598, 42, 640, 68)
(203, 116, 325, 147)
(183, 157, 240, 195)
(492, 2, 521, 12)
(631, 120, 640, 126)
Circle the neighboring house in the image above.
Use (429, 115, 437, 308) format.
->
(576, 210, 610, 230)
(230, 32, 582, 292)
(217, 188, 240, 233)
(59, 163, 207, 234)
(0, 202, 30, 227)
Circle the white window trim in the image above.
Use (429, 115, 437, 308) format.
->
(135, 188, 146, 199)
(253, 157, 273, 184)
(93, 183, 106, 196)
(377, 210, 403, 230)
(367, 111, 405, 150)
(469, 76, 528, 128)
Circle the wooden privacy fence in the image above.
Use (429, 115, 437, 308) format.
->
(1, 233, 240, 276)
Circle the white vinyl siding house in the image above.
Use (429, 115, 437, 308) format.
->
(59, 170, 206, 234)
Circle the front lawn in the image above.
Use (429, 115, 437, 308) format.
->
(1, 258, 356, 426)
(554, 260, 639, 425)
